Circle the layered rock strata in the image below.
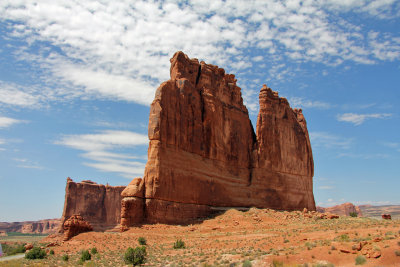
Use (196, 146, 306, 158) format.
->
(0, 219, 60, 234)
(121, 51, 315, 226)
(61, 178, 125, 231)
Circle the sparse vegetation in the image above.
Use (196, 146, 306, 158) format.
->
(242, 259, 252, 267)
(80, 249, 91, 262)
(395, 250, 400, 256)
(124, 246, 147, 266)
(62, 254, 69, 261)
(25, 247, 46, 259)
(1, 243, 26, 256)
(349, 212, 358, 217)
(173, 239, 185, 249)
(91, 247, 98, 254)
(138, 236, 147, 245)
(355, 255, 367, 265)
(49, 249, 54, 255)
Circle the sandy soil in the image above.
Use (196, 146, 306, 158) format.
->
(4, 208, 400, 266)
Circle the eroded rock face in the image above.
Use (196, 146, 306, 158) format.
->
(317, 202, 363, 217)
(61, 178, 125, 231)
(121, 51, 315, 226)
(0, 219, 60, 234)
(63, 215, 93, 241)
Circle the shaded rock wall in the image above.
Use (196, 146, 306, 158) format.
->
(61, 178, 125, 231)
(121, 51, 315, 226)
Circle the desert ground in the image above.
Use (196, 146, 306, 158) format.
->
(1, 208, 400, 266)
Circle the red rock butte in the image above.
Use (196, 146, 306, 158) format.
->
(120, 51, 315, 227)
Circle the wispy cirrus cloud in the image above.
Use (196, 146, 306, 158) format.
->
(289, 97, 332, 109)
(310, 132, 353, 150)
(54, 130, 148, 178)
(0, 116, 26, 128)
(0, 0, 399, 107)
(337, 113, 392, 125)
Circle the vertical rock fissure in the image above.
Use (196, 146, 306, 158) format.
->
(195, 64, 201, 85)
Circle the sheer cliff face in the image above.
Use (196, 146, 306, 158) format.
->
(121, 51, 315, 225)
(61, 178, 125, 231)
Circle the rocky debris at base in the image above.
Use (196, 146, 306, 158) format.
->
(63, 215, 93, 241)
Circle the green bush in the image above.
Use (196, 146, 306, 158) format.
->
(124, 246, 147, 266)
(395, 250, 400, 256)
(49, 249, 54, 255)
(242, 259, 252, 267)
(355, 255, 367, 265)
(25, 247, 46, 259)
(272, 260, 283, 267)
(173, 239, 185, 249)
(91, 247, 98, 255)
(62, 254, 69, 261)
(349, 212, 358, 217)
(2, 243, 26, 256)
(80, 250, 91, 262)
(138, 237, 147, 246)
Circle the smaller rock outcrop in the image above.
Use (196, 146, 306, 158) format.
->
(316, 202, 362, 217)
(63, 215, 93, 241)
(381, 214, 391, 220)
(61, 178, 125, 231)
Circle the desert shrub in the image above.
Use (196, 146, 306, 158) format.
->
(91, 247, 98, 255)
(49, 249, 54, 255)
(355, 255, 367, 265)
(62, 254, 69, 261)
(173, 239, 185, 249)
(349, 212, 358, 217)
(313, 264, 334, 267)
(138, 237, 147, 246)
(2, 243, 26, 256)
(80, 249, 91, 262)
(25, 247, 46, 259)
(272, 259, 283, 267)
(395, 250, 400, 256)
(335, 234, 349, 242)
(242, 260, 252, 267)
(124, 246, 147, 266)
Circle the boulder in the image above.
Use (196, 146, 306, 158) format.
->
(381, 214, 391, 220)
(121, 51, 315, 226)
(63, 215, 93, 241)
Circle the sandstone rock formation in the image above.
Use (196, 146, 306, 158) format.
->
(61, 178, 125, 231)
(316, 202, 363, 217)
(0, 219, 60, 234)
(121, 51, 315, 226)
(63, 214, 93, 241)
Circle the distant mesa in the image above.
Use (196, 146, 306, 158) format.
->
(316, 202, 363, 217)
(60, 51, 316, 230)
(0, 219, 60, 235)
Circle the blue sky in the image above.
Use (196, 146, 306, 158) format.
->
(0, 0, 399, 222)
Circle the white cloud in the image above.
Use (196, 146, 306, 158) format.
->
(55, 130, 148, 178)
(337, 113, 392, 125)
(0, 116, 25, 128)
(289, 97, 332, 109)
(337, 152, 389, 159)
(318, 185, 335, 190)
(0, 0, 399, 106)
(0, 81, 42, 108)
(310, 132, 353, 149)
